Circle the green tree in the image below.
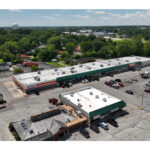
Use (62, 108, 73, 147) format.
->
(37, 45, 57, 62)
(61, 51, 69, 59)
(65, 42, 75, 55)
(116, 39, 137, 57)
(18, 37, 30, 52)
(13, 68, 24, 74)
(144, 41, 150, 56)
(92, 38, 106, 52)
(1, 41, 19, 54)
(80, 41, 92, 53)
(31, 65, 39, 72)
(47, 36, 62, 50)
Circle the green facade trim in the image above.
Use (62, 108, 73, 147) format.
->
(89, 101, 126, 120)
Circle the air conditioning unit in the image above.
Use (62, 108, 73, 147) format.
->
(89, 91, 93, 95)
(37, 71, 41, 74)
(103, 98, 107, 102)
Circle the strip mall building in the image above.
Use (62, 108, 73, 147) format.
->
(12, 56, 150, 94)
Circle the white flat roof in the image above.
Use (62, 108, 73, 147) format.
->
(13, 56, 150, 87)
(61, 87, 123, 113)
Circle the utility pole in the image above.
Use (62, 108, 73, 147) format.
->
(140, 93, 144, 110)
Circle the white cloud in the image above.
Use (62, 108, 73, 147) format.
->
(39, 15, 56, 21)
(71, 15, 90, 19)
(9, 9, 22, 12)
(95, 11, 106, 14)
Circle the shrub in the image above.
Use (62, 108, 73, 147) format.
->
(8, 122, 14, 132)
(31, 65, 39, 72)
(13, 68, 24, 74)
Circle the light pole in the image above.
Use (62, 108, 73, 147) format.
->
(140, 93, 144, 110)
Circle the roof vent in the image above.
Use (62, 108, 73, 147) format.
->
(70, 93, 74, 97)
(79, 64, 82, 67)
(62, 71, 65, 74)
(95, 95, 99, 99)
(37, 71, 41, 74)
(37, 77, 40, 81)
(107, 63, 110, 66)
(29, 129, 33, 134)
(78, 103, 82, 108)
(118, 62, 121, 64)
(89, 91, 93, 95)
(89, 105, 92, 107)
(126, 60, 129, 62)
(92, 63, 95, 65)
(103, 98, 107, 102)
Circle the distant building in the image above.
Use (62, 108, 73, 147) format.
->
(12, 23, 19, 30)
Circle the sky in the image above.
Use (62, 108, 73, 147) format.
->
(0, 9, 150, 27)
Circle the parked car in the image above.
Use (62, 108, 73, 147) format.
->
(80, 128, 90, 138)
(112, 84, 120, 89)
(126, 80, 133, 83)
(115, 79, 122, 82)
(117, 82, 124, 87)
(144, 89, 150, 93)
(107, 119, 119, 127)
(105, 81, 113, 86)
(131, 79, 138, 82)
(90, 124, 100, 133)
(145, 82, 150, 86)
(109, 80, 116, 84)
(125, 90, 134, 95)
(82, 79, 89, 84)
(0, 100, 7, 104)
(48, 98, 58, 104)
(98, 122, 109, 130)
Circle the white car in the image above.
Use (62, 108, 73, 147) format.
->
(126, 80, 133, 83)
(98, 122, 109, 130)
(112, 84, 120, 89)
(82, 79, 89, 84)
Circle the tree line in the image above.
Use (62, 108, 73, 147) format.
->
(0, 27, 150, 63)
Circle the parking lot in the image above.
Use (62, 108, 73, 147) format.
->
(1, 66, 150, 140)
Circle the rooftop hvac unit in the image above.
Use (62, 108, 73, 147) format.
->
(68, 108, 72, 113)
(100, 64, 103, 67)
(36, 77, 40, 81)
(117, 58, 120, 61)
(76, 110, 82, 117)
(71, 70, 75, 73)
(126, 60, 129, 62)
(62, 71, 65, 74)
(37, 71, 41, 74)
(103, 98, 107, 102)
(92, 63, 95, 65)
(89, 105, 92, 107)
(118, 62, 121, 64)
(77, 99, 80, 101)
(71, 67, 74, 70)
(95, 95, 99, 99)
(109, 60, 111, 62)
(89, 91, 93, 95)
(29, 129, 33, 134)
(79, 64, 82, 67)
(78, 103, 82, 108)
(55, 69, 57, 71)
(107, 63, 110, 66)
(70, 93, 74, 97)
(67, 118, 70, 122)
(88, 67, 91, 70)
(34, 76, 38, 80)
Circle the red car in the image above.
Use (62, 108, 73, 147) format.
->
(144, 89, 150, 93)
(48, 98, 58, 104)
(117, 82, 124, 87)
(105, 81, 113, 86)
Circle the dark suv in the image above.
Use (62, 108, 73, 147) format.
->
(90, 124, 100, 133)
(80, 128, 90, 138)
(107, 119, 119, 128)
